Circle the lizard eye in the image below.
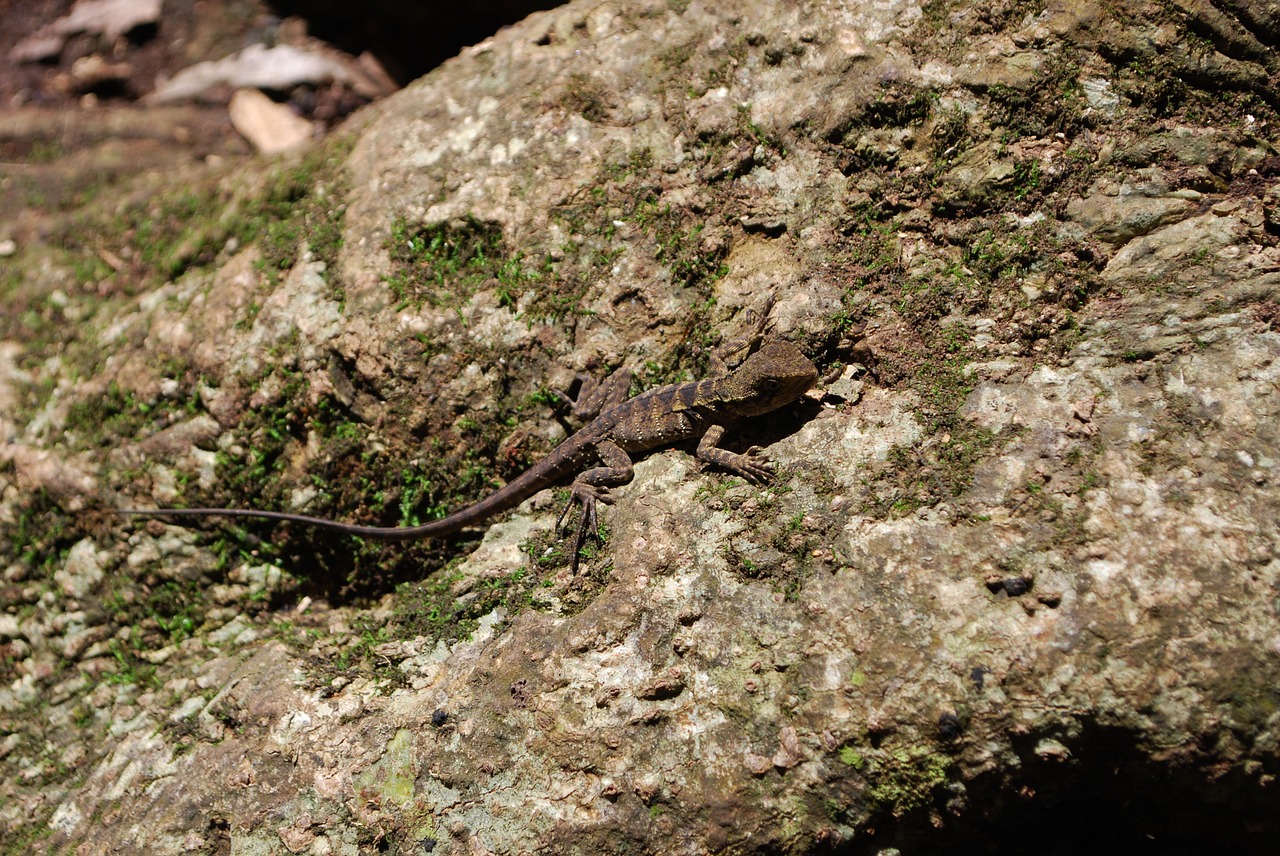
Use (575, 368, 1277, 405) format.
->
(760, 378, 782, 393)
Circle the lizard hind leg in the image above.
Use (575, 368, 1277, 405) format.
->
(554, 439, 634, 573)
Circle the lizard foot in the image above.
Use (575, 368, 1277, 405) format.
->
(556, 483, 615, 572)
(735, 446, 776, 485)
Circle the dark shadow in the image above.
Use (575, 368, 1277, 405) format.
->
(825, 722, 1280, 855)
(268, 0, 566, 84)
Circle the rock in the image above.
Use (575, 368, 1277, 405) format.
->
(228, 89, 314, 154)
(954, 50, 1045, 91)
(687, 87, 738, 139)
(10, 0, 161, 63)
(5, 0, 1280, 853)
(133, 414, 222, 458)
(1080, 77, 1119, 115)
(1066, 190, 1194, 245)
(935, 141, 1017, 212)
(1101, 210, 1242, 284)
(1263, 182, 1280, 232)
(69, 55, 132, 90)
(150, 43, 385, 104)
(62, 624, 110, 660)
(54, 540, 104, 599)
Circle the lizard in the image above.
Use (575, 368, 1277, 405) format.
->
(118, 300, 819, 571)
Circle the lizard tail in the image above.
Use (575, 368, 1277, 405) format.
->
(115, 449, 582, 543)
(114, 507, 456, 542)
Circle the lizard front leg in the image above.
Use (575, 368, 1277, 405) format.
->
(555, 367, 633, 422)
(556, 439, 634, 571)
(695, 424, 774, 484)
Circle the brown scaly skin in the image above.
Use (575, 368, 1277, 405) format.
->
(119, 302, 819, 570)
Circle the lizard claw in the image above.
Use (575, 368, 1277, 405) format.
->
(737, 447, 776, 485)
(556, 483, 613, 531)
(557, 483, 613, 572)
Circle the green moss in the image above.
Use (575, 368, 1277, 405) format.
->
(556, 169, 728, 299)
(702, 480, 826, 599)
(839, 746, 866, 769)
(560, 72, 612, 123)
(103, 638, 158, 689)
(829, 85, 940, 149)
(384, 560, 544, 647)
(656, 41, 698, 86)
(394, 465, 449, 527)
(53, 134, 352, 293)
(142, 580, 205, 644)
(524, 520, 572, 569)
(864, 423, 998, 518)
(1222, 674, 1280, 731)
(384, 215, 541, 310)
(3, 488, 76, 580)
(98, 575, 211, 687)
(985, 60, 1087, 140)
(641, 201, 729, 291)
(849, 326, 994, 514)
(1012, 158, 1043, 200)
(180, 347, 554, 599)
(246, 138, 353, 288)
(864, 745, 953, 817)
(64, 373, 201, 451)
(355, 729, 419, 806)
(0, 293, 74, 384)
(323, 616, 404, 687)
(826, 206, 1096, 519)
(735, 104, 787, 156)
(0, 805, 54, 856)
(543, 146, 729, 349)
(213, 368, 309, 505)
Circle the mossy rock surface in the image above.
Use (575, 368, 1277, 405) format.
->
(3, 1, 1280, 854)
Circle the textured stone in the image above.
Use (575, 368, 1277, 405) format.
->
(4, 0, 1280, 854)
(54, 540, 103, 599)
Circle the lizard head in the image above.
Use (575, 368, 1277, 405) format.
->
(725, 340, 819, 416)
